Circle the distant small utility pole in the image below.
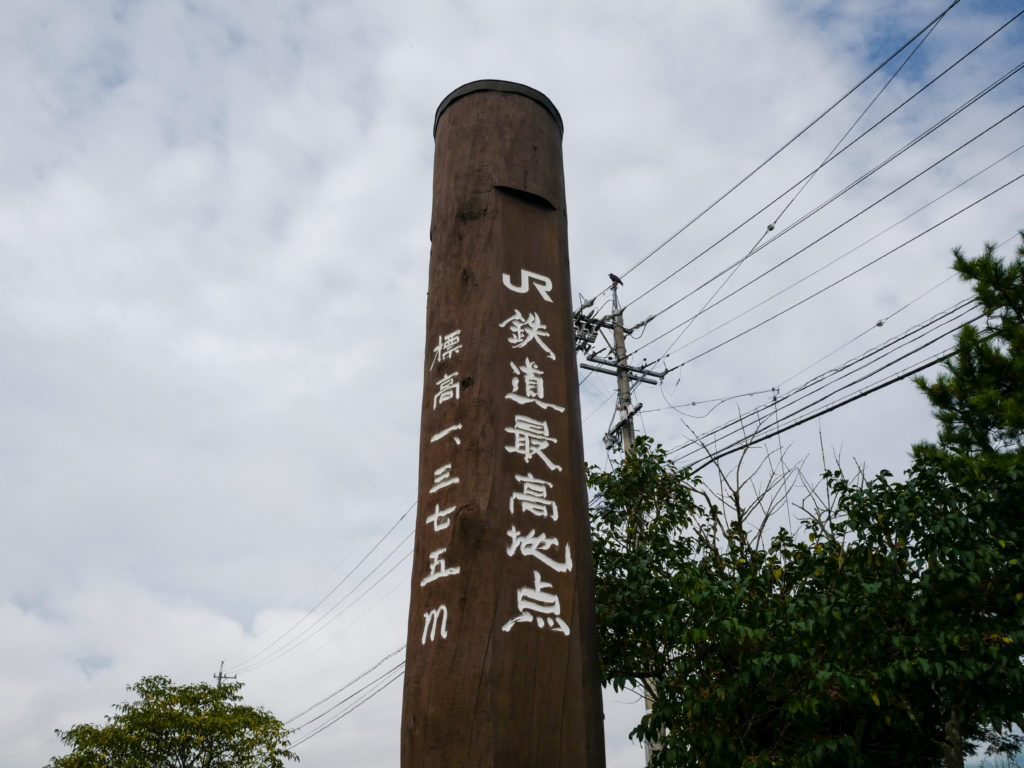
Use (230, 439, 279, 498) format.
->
(575, 276, 665, 453)
(213, 661, 236, 688)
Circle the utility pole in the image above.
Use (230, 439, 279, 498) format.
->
(401, 80, 605, 767)
(213, 661, 236, 688)
(575, 280, 665, 766)
(611, 280, 636, 454)
(575, 277, 664, 453)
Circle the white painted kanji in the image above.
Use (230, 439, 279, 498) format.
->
(498, 310, 556, 360)
(506, 526, 573, 573)
(433, 372, 460, 410)
(426, 503, 456, 532)
(505, 358, 565, 412)
(502, 269, 554, 302)
(509, 473, 558, 520)
(504, 414, 562, 471)
(421, 604, 449, 644)
(501, 571, 570, 636)
(420, 547, 462, 586)
(430, 330, 463, 369)
(430, 423, 463, 446)
(429, 463, 460, 494)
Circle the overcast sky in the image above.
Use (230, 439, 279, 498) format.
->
(2, 1, 1022, 766)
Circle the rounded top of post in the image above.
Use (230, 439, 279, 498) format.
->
(434, 80, 563, 137)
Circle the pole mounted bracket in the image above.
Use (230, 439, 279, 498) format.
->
(604, 403, 643, 449)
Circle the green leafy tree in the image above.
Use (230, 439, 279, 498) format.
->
(589, 234, 1024, 767)
(46, 676, 297, 768)
(823, 450, 1024, 768)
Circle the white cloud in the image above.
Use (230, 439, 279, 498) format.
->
(2, 1, 1022, 765)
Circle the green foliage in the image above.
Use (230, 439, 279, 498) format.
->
(589, 235, 1024, 767)
(591, 444, 1024, 767)
(827, 452, 1024, 767)
(588, 439, 704, 687)
(46, 676, 297, 768)
(915, 233, 1024, 457)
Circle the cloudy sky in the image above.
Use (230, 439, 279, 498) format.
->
(2, 0, 1022, 766)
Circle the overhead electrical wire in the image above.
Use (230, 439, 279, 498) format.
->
(999, 231, 1024, 250)
(288, 660, 407, 746)
(676, 333, 972, 472)
(631, 60, 1024, 350)
(650, 387, 778, 420)
(774, 300, 974, 405)
(774, 272, 958, 390)
(284, 645, 406, 726)
(684, 343, 972, 474)
(646, 4, 949, 352)
(666, 302, 983, 470)
(582, 374, 619, 424)
(229, 495, 412, 660)
(668, 303, 980, 465)
(667, 298, 975, 453)
(581, 8, 1021, 428)
(621, 6, 1024, 310)
(649, 108, 1024, 361)
(640, 130, 1024, 362)
(652, 139, 1024, 361)
(655, 276, 958, 436)
(667, 301, 970, 450)
(229, 500, 415, 673)
(251, 555, 412, 691)
(294, 664, 406, 746)
(655, 170, 1024, 375)
(763, 6, 944, 242)
(615, 0, 966, 284)
(657, 287, 964, 438)
(233, 529, 414, 674)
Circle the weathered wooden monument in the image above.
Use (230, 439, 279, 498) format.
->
(401, 81, 606, 766)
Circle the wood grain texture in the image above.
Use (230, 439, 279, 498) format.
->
(401, 84, 605, 768)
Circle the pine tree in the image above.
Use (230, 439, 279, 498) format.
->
(915, 232, 1024, 457)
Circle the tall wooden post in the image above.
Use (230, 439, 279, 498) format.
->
(401, 80, 605, 767)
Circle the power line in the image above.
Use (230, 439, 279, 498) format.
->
(765, 8, 945, 239)
(658, 170, 1024, 374)
(631, 60, 1024, 348)
(234, 530, 414, 674)
(675, 308, 979, 466)
(284, 645, 406, 726)
(666, 299, 977, 463)
(289, 661, 407, 748)
(249, 555, 411, 691)
(615, 0, 966, 283)
(685, 345, 964, 473)
(289, 659, 405, 733)
(640, 128, 1024, 362)
(664, 140, 1022, 360)
(659, 1, 949, 352)
(650, 386, 778, 420)
(622, 6, 1024, 309)
(666, 298, 986, 467)
(668, 295, 977, 448)
(774, 272, 959, 390)
(228, 493, 414, 661)
(229, 501, 414, 673)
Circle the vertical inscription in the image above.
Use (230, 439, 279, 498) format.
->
(419, 324, 465, 645)
(402, 81, 604, 768)
(498, 270, 574, 637)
